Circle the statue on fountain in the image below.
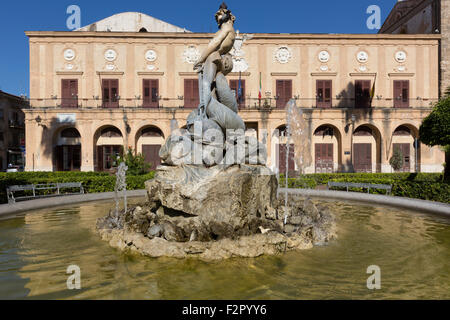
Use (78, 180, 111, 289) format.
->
(159, 2, 266, 167)
(96, 3, 336, 261)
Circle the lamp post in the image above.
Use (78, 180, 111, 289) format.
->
(350, 114, 356, 172)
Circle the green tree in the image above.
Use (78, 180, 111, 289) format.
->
(389, 147, 404, 172)
(118, 147, 151, 176)
(419, 91, 450, 180)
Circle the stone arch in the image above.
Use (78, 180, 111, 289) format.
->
(312, 123, 343, 173)
(353, 123, 382, 172)
(52, 126, 82, 171)
(135, 125, 165, 170)
(270, 124, 296, 174)
(93, 125, 125, 171)
(390, 123, 420, 172)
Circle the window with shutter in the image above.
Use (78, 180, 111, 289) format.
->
(143, 79, 159, 108)
(184, 79, 199, 108)
(102, 79, 119, 108)
(229, 80, 246, 108)
(353, 143, 372, 172)
(393, 80, 410, 108)
(278, 144, 295, 174)
(276, 80, 292, 109)
(393, 143, 411, 172)
(315, 143, 334, 173)
(355, 80, 371, 108)
(61, 79, 78, 108)
(316, 80, 332, 108)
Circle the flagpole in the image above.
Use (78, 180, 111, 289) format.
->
(258, 72, 262, 108)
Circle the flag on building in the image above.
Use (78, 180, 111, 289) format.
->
(370, 73, 377, 103)
(258, 72, 262, 101)
(238, 71, 242, 103)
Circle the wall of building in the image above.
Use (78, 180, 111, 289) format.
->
(0, 92, 27, 171)
(441, 0, 450, 93)
(24, 31, 444, 173)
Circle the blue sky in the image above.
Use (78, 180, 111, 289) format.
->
(0, 0, 397, 96)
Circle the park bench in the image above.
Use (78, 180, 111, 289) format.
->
(6, 182, 84, 204)
(327, 181, 392, 195)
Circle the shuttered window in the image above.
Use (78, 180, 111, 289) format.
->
(184, 79, 199, 108)
(393, 80, 410, 108)
(61, 79, 78, 108)
(229, 79, 246, 108)
(143, 79, 159, 108)
(102, 79, 119, 108)
(276, 80, 292, 109)
(316, 80, 332, 108)
(315, 143, 333, 173)
(278, 144, 295, 174)
(353, 143, 372, 173)
(393, 143, 411, 172)
(355, 80, 371, 108)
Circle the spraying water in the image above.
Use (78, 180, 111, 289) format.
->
(114, 161, 128, 225)
(284, 99, 312, 225)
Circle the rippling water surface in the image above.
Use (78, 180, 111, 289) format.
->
(0, 198, 449, 299)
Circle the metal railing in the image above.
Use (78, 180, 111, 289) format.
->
(25, 96, 439, 110)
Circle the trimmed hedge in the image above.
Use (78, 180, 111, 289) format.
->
(281, 173, 449, 203)
(279, 177, 318, 190)
(0, 171, 155, 204)
(301, 172, 443, 184)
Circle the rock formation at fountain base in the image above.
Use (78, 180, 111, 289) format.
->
(97, 164, 336, 261)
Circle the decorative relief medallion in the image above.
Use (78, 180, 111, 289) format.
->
(104, 49, 117, 62)
(359, 65, 367, 72)
(395, 50, 407, 63)
(397, 65, 406, 72)
(105, 63, 116, 71)
(147, 64, 156, 71)
(274, 46, 292, 64)
(183, 46, 201, 64)
(232, 31, 253, 57)
(356, 51, 369, 63)
(65, 63, 74, 70)
(232, 57, 249, 73)
(320, 65, 329, 72)
(318, 50, 330, 63)
(64, 49, 76, 61)
(145, 50, 157, 62)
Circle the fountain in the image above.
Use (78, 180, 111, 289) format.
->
(96, 3, 336, 261)
(113, 162, 128, 227)
(284, 99, 313, 224)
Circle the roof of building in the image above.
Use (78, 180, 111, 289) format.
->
(76, 12, 190, 33)
(0, 90, 28, 103)
(379, 0, 429, 33)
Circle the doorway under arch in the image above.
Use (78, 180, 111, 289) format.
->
(54, 127, 81, 171)
(135, 126, 165, 170)
(353, 124, 382, 173)
(313, 124, 342, 173)
(94, 126, 124, 171)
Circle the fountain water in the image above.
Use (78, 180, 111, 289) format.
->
(113, 162, 128, 225)
(284, 99, 312, 225)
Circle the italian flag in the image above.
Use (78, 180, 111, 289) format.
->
(258, 72, 262, 100)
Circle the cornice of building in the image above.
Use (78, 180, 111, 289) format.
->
(24, 31, 441, 41)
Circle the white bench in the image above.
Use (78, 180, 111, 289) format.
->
(327, 181, 392, 195)
(7, 182, 84, 204)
